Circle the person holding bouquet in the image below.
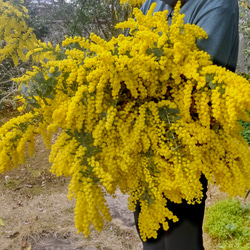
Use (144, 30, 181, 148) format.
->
(134, 0, 239, 249)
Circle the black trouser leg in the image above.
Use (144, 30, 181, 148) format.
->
(134, 175, 208, 250)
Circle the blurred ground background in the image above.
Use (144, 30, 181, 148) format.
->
(0, 135, 249, 250)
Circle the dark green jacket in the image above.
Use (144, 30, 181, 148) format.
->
(141, 0, 239, 71)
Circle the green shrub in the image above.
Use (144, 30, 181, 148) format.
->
(239, 73, 250, 144)
(204, 199, 250, 249)
(241, 119, 250, 144)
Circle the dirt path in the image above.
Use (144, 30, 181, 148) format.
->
(0, 137, 142, 250)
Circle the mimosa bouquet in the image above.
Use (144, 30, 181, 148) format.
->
(1, 2, 250, 241)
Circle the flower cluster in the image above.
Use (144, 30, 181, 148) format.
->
(1, 2, 250, 241)
(0, 0, 37, 65)
(120, 0, 145, 6)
